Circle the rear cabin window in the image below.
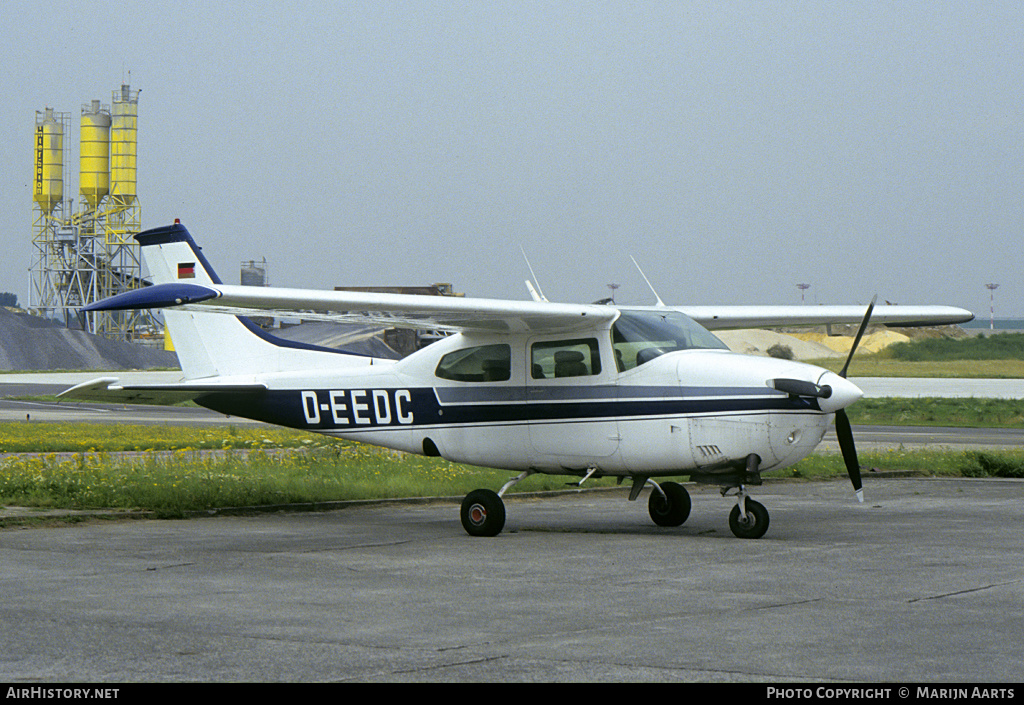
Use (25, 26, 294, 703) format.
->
(531, 339, 602, 379)
(435, 344, 511, 382)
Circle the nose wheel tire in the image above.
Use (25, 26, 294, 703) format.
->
(728, 498, 770, 539)
(648, 481, 691, 527)
(461, 489, 506, 537)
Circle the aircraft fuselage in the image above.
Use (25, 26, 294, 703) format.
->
(197, 327, 849, 481)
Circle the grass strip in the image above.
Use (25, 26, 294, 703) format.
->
(0, 422, 316, 453)
(845, 397, 1024, 429)
(3, 443, 1022, 518)
(0, 445, 616, 518)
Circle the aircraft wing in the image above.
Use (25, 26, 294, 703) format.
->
(84, 282, 620, 334)
(676, 305, 974, 330)
(85, 282, 972, 334)
(56, 377, 267, 405)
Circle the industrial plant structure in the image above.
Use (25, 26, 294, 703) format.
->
(28, 85, 454, 354)
(30, 83, 149, 342)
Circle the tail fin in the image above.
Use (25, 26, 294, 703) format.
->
(137, 222, 370, 380)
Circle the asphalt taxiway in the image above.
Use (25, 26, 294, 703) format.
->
(1, 478, 1022, 682)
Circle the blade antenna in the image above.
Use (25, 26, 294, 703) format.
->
(631, 256, 666, 307)
(520, 246, 548, 302)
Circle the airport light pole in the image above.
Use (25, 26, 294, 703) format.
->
(796, 283, 810, 303)
(986, 283, 999, 331)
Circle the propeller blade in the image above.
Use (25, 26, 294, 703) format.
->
(834, 296, 873, 501)
(835, 408, 864, 503)
(839, 295, 877, 379)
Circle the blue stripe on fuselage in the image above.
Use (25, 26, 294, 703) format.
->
(195, 385, 821, 431)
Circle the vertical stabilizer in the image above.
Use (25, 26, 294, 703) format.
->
(137, 223, 370, 379)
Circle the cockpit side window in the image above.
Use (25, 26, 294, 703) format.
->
(435, 344, 511, 382)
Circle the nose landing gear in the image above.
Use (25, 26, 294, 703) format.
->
(726, 486, 770, 539)
(721, 454, 770, 539)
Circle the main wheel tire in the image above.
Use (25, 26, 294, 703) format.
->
(461, 489, 506, 537)
(728, 498, 770, 539)
(648, 481, 691, 527)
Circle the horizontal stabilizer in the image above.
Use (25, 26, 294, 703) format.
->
(83, 283, 219, 312)
(57, 377, 267, 406)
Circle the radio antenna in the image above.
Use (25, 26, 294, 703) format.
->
(520, 246, 549, 302)
(631, 256, 666, 307)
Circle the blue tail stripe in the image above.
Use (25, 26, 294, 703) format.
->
(136, 223, 224, 285)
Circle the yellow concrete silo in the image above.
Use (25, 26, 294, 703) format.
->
(110, 84, 138, 199)
(33, 108, 64, 214)
(97, 83, 144, 343)
(30, 108, 71, 326)
(80, 100, 110, 208)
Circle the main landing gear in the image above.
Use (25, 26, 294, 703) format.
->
(639, 478, 691, 527)
(460, 470, 533, 537)
(459, 471, 697, 537)
(460, 457, 771, 539)
(460, 488, 505, 537)
(634, 477, 768, 538)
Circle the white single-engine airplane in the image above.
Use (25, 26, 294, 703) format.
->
(61, 223, 973, 538)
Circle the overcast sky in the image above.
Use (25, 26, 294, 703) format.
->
(3, 1, 1021, 319)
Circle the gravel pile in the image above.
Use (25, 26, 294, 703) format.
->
(0, 308, 179, 371)
(715, 329, 844, 360)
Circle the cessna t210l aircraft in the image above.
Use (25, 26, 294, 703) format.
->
(61, 223, 973, 538)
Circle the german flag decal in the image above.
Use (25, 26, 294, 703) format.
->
(178, 262, 196, 279)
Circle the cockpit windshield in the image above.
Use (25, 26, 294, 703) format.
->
(612, 309, 729, 371)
